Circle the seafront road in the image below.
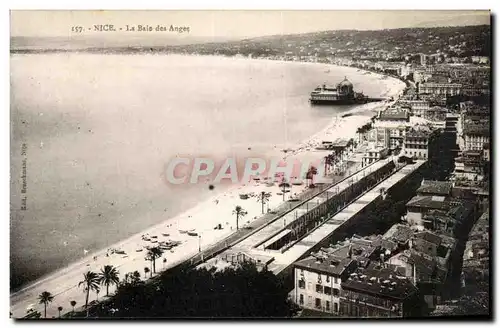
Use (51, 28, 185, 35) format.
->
(11, 147, 364, 319)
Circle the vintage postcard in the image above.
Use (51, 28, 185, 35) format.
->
(10, 10, 491, 319)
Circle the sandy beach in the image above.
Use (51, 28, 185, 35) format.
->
(10, 62, 405, 319)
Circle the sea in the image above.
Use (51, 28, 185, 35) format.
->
(10, 53, 390, 290)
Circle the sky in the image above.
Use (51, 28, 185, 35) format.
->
(10, 10, 491, 38)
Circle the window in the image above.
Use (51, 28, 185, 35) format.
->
(298, 279, 305, 289)
(334, 302, 339, 313)
(324, 286, 332, 295)
(315, 298, 321, 309)
(316, 284, 323, 293)
(334, 277, 338, 284)
(326, 300, 331, 311)
(333, 288, 340, 296)
(326, 275, 330, 283)
(317, 274, 322, 284)
(299, 294, 304, 305)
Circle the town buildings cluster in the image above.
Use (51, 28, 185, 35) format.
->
(185, 26, 490, 318)
(289, 42, 489, 316)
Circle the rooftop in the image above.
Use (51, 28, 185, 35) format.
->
(406, 129, 431, 139)
(368, 235, 399, 253)
(447, 201, 475, 224)
(378, 108, 410, 122)
(406, 195, 451, 211)
(464, 124, 490, 137)
(420, 82, 462, 87)
(383, 224, 414, 244)
(414, 231, 443, 246)
(428, 106, 448, 112)
(294, 254, 355, 276)
(329, 235, 381, 260)
(422, 210, 455, 225)
(390, 249, 447, 282)
(341, 262, 417, 301)
(416, 180, 453, 196)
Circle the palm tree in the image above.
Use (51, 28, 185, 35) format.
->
(123, 272, 131, 284)
(70, 301, 76, 313)
(99, 265, 120, 296)
(324, 154, 335, 174)
(144, 267, 151, 278)
(38, 291, 54, 318)
(278, 179, 291, 201)
(146, 247, 164, 274)
(323, 155, 330, 174)
(306, 166, 318, 187)
(132, 270, 141, 283)
(256, 191, 271, 214)
(232, 205, 247, 230)
(78, 271, 100, 309)
(57, 306, 63, 318)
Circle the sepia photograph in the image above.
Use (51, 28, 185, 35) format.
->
(9, 9, 491, 320)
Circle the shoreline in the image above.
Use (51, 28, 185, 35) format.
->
(10, 57, 406, 318)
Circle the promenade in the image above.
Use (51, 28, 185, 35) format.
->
(12, 146, 364, 319)
(209, 157, 426, 276)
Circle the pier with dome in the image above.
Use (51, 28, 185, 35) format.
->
(309, 77, 387, 105)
